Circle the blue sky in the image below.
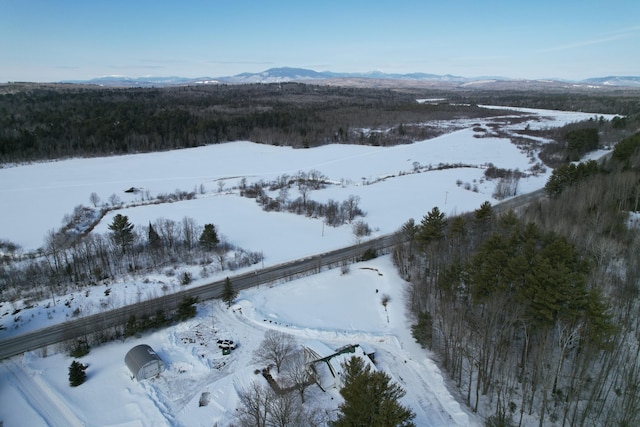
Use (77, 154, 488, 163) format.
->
(1, 0, 639, 82)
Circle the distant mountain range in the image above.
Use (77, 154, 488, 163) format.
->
(61, 67, 640, 89)
(580, 76, 640, 87)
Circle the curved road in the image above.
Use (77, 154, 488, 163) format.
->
(0, 191, 540, 360)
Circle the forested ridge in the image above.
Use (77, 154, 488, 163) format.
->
(0, 82, 509, 163)
(396, 132, 640, 426)
(2, 82, 639, 164)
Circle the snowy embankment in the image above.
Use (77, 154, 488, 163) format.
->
(0, 107, 613, 426)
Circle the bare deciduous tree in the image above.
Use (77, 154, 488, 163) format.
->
(352, 220, 371, 243)
(297, 181, 311, 209)
(284, 350, 316, 403)
(236, 380, 315, 427)
(108, 193, 121, 207)
(236, 381, 272, 427)
(266, 390, 304, 427)
(342, 195, 361, 222)
(214, 246, 227, 271)
(180, 216, 199, 253)
(155, 218, 178, 250)
(254, 330, 297, 373)
(89, 192, 101, 207)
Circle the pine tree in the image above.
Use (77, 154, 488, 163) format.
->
(418, 206, 447, 247)
(400, 218, 419, 243)
(222, 277, 237, 308)
(199, 223, 220, 251)
(108, 214, 134, 254)
(334, 356, 415, 427)
(148, 222, 161, 250)
(176, 296, 198, 321)
(474, 201, 493, 226)
(69, 360, 87, 387)
(124, 314, 137, 338)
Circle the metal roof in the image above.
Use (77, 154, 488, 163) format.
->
(124, 344, 165, 380)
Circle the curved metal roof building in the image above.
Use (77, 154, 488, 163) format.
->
(124, 344, 166, 381)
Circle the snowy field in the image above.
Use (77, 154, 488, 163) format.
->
(0, 257, 480, 426)
(0, 106, 613, 426)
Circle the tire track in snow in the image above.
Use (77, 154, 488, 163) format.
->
(6, 360, 84, 427)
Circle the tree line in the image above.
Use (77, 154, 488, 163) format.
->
(238, 170, 368, 229)
(0, 82, 575, 164)
(394, 131, 640, 426)
(450, 88, 640, 117)
(0, 212, 261, 308)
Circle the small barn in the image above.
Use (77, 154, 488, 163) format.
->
(125, 344, 166, 381)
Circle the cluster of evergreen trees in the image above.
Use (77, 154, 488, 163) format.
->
(396, 131, 640, 425)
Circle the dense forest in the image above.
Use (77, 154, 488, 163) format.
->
(395, 132, 640, 426)
(0, 83, 506, 162)
(1, 82, 639, 164)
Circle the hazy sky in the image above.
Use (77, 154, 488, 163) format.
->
(2, 0, 639, 82)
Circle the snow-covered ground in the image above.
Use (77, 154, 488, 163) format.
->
(0, 106, 614, 426)
(0, 257, 480, 426)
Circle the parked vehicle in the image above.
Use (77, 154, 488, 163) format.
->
(217, 339, 236, 349)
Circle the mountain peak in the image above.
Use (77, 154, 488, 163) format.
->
(59, 68, 640, 89)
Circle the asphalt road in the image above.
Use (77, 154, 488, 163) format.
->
(0, 191, 541, 360)
(0, 234, 397, 360)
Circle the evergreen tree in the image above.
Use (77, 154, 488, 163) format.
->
(565, 127, 598, 160)
(176, 296, 198, 321)
(474, 201, 493, 226)
(108, 214, 134, 254)
(417, 206, 447, 247)
(124, 314, 137, 338)
(199, 223, 220, 251)
(544, 160, 600, 198)
(611, 131, 640, 169)
(222, 277, 237, 308)
(334, 356, 415, 427)
(69, 360, 87, 387)
(400, 218, 419, 243)
(148, 222, 161, 250)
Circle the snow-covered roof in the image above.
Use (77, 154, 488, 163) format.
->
(306, 343, 376, 390)
(302, 340, 336, 361)
(124, 344, 165, 381)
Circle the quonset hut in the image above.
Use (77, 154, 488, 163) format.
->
(125, 344, 166, 381)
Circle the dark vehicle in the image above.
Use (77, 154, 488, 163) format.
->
(217, 339, 236, 349)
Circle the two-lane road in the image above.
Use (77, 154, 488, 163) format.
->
(0, 234, 395, 360)
(0, 190, 539, 360)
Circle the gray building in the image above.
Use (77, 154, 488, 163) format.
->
(125, 344, 166, 381)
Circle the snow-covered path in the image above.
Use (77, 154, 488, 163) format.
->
(3, 360, 84, 427)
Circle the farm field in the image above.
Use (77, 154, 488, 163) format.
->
(0, 106, 611, 426)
